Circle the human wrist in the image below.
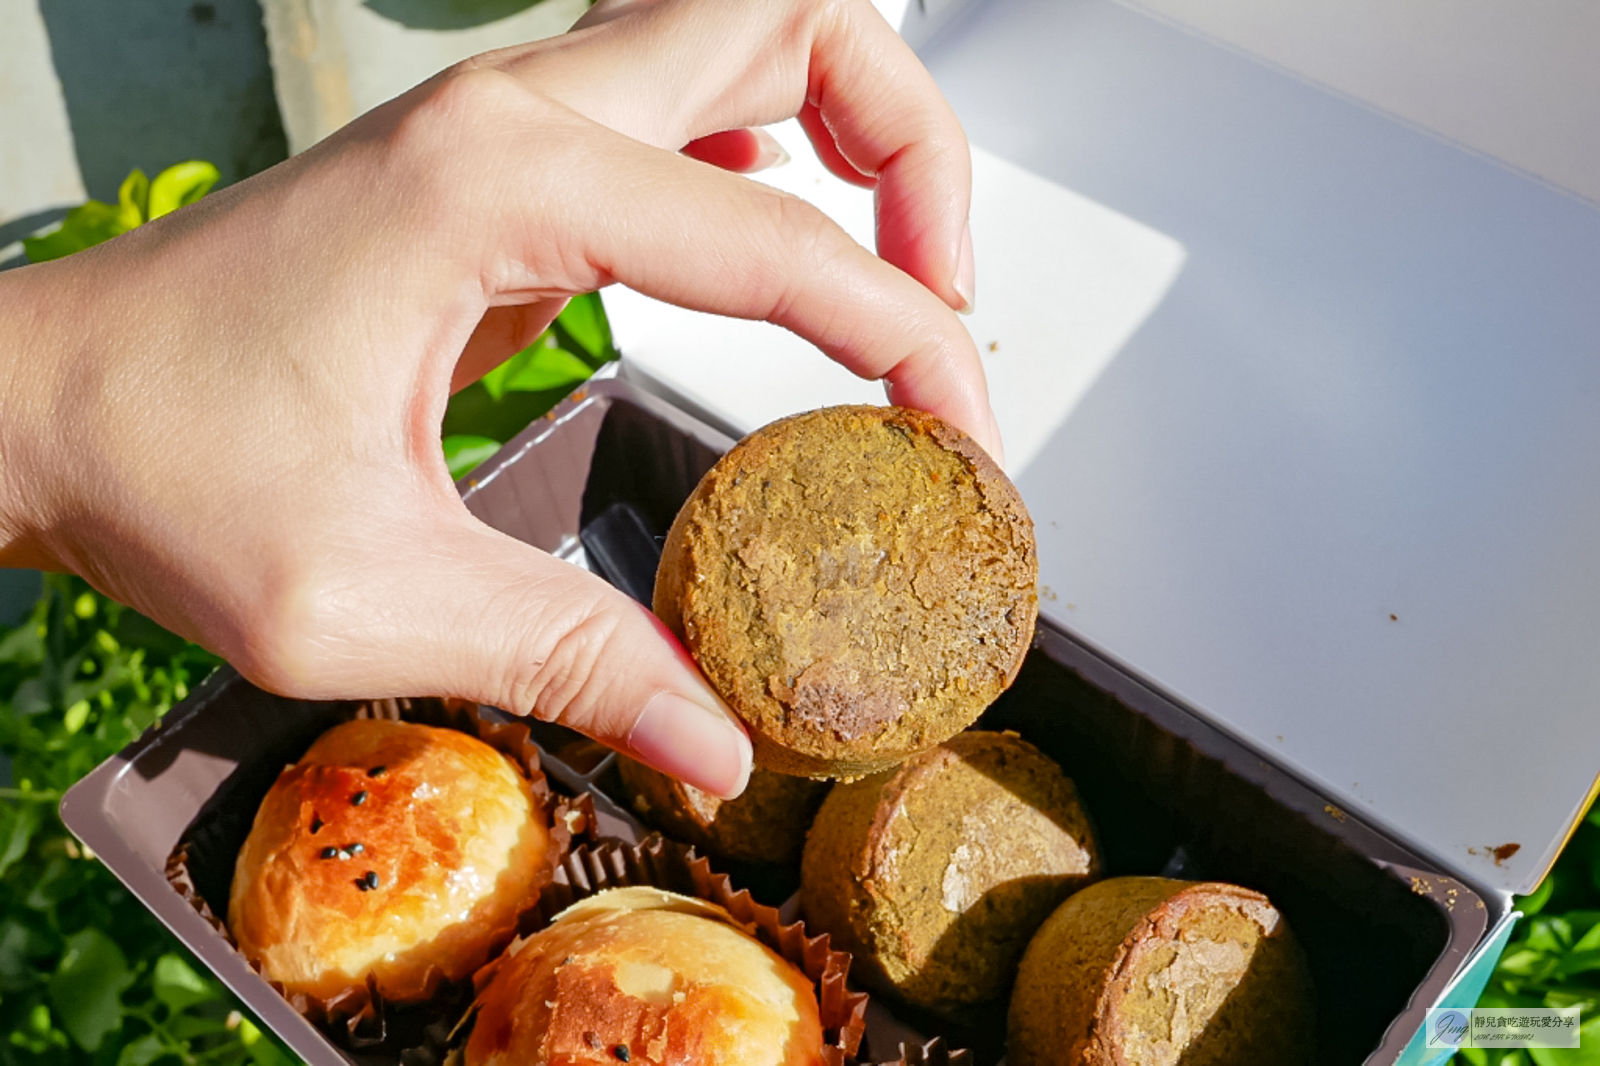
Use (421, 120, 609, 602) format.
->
(0, 260, 76, 571)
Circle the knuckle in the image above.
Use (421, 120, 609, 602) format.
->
(749, 195, 819, 302)
(758, 192, 851, 326)
(384, 67, 519, 192)
(225, 566, 341, 699)
(419, 64, 520, 128)
(499, 600, 623, 726)
(223, 543, 393, 701)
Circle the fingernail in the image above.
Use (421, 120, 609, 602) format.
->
(987, 408, 1008, 470)
(629, 692, 752, 799)
(954, 222, 975, 315)
(750, 128, 791, 172)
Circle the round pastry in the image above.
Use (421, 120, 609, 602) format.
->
(617, 758, 831, 865)
(1008, 878, 1315, 1066)
(654, 405, 1038, 779)
(228, 718, 553, 1002)
(464, 887, 826, 1066)
(800, 731, 1100, 1012)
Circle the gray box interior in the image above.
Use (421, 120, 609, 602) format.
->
(62, 376, 1495, 1065)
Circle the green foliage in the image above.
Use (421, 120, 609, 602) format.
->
(1456, 806, 1600, 1064)
(22, 163, 220, 264)
(442, 435, 504, 481)
(0, 576, 296, 1065)
(441, 291, 618, 479)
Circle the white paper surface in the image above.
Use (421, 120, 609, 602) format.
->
(607, 129, 1186, 477)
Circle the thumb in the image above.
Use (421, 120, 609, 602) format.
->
(266, 517, 753, 799)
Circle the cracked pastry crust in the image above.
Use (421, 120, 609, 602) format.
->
(1007, 878, 1316, 1066)
(800, 731, 1100, 1013)
(654, 405, 1038, 780)
(464, 887, 826, 1066)
(228, 719, 551, 1003)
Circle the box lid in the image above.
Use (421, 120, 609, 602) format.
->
(605, 0, 1600, 896)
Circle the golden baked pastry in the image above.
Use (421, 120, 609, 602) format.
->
(801, 731, 1100, 1012)
(464, 887, 826, 1066)
(228, 718, 551, 1002)
(617, 758, 830, 865)
(1008, 877, 1315, 1065)
(654, 405, 1037, 779)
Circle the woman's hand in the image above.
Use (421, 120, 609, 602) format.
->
(0, 0, 995, 798)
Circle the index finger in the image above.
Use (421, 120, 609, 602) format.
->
(492, 0, 974, 311)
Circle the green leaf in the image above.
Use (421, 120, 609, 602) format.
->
(503, 345, 593, 393)
(556, 292, 612, 360)
(1529, 1016, 1600, 1064)
(147, 161, 220, 219)
(1567, 911, 1600, 942)
(168, 1012, 229, 1039)
(12, 675, 49, 716)
(1499, 947, 1560, 980)
(152, 953, 214, 1014)
(239, 1017, 296, 1066)
(478, 347, 529, 401)
(0, 619, 44, 665)
(48, 927, 133, 1051)
(0, 802, 37, 877)
(116, 1031, 166, 1066)
(117, 169, 150, 227)
(1559, 950, 1600, 978)
(62, 699, 90, 734)
(1523, 876, 1558, 917)
(21, 161, 220, 263)
(1546, 987, 1600, 1015)
(478, 340, 593, 400)
(442, 435, 502, 480)
(21, 202, 131, 263)
(1530, 917, 1575, 954)
(26, 854, 75, 911)
(11, 1000, 70, 1055)
(0, 915, 52, 988)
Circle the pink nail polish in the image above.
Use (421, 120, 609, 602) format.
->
(628, 692, 752, 799)
(954, 222, 975, 314)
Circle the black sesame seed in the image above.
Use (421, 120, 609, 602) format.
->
(351, 791, 368, 806)
(367, 765, 387, 778)
(319, 847, 339, 860)
(613, 1047, 630, 1062)
(361, 870, 379, 890)
(347, 842, 364, 855)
